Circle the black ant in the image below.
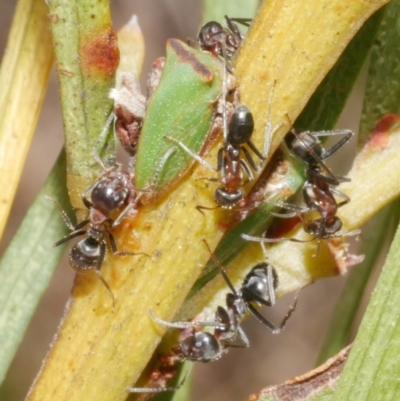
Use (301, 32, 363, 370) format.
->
(197, 16, 252, 71)
(47, 165, 141, 307)
(127, 240, 296, 394)
(48, 118, 146, 306)
(242, 123, 360, 247)
(166, 103, 265, 209)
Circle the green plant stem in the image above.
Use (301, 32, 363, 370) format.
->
(47, 0, 119, 205)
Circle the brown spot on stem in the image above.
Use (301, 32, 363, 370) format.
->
(80, 27, 120, 77)
(167, 38, 213, 82)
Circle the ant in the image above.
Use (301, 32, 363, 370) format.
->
(197, 16, 252, 72)
(166, 103, 265, 209)
(127, 240, 297, 394)
(242, 122, 360, 248)
(48, 120, 146, 307)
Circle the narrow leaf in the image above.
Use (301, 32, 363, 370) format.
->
(0, 152, 69, 384)
(0, 0, 53, 240)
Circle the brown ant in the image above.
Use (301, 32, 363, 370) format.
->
(127, 240, 297, 394)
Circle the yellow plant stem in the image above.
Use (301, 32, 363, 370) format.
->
(0, 0, 53, 240)
(27, 1, 389, 401)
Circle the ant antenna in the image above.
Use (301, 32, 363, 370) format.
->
(93, 112, 116, 171)
(202, 239, 237, 295)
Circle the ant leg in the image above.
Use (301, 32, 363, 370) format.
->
(126, 363, 193, 393)
(111, 202, 137, 228)
(203, 239, 237, 295)
(261, 81, 286, 162)
(241, 233, 314, 245)
(164, 136, 217, 172)
(241, 145, 260, 172)
(277, 294, 298, 330)
(329, 187, 350, 208)
(311, 129, 354, 160)
(150, 146, 178, 191)
(246, 140, 265, 163)
(239, 159, 254, 181)
(247, 292, 298, 334)
(53, 228, 88, 247)
(148, 309, 223, 330)
(307, 166, 349, 185)
(107, 231, 146, 257)
(226, 326, 250, 348)
(95, 241, 115, 307)
(93, 112, 116, 171)
(247, 303, 281, 333)
(225, 16, 253, 29)
(195, 204, 219, 215)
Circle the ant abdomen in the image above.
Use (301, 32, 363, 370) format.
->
(69, 237, 101, 272)
(178, 332, 221, 362)
(285, 130, 324, 165)
(214, 187, 243, 208)
(228, 104, 254, 145)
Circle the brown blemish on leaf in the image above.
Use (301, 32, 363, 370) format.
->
(248, 345, 351, 401)
(80, 27, 120, 77)
(168, 38, 213, 82)
(367, 114, 400, 150)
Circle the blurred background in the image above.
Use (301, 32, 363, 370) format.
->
(0, 1, 376, 400)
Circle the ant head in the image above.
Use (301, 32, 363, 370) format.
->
(228, 104, 254, 145)
(179, 331, 221, 362)
(304, 216, 343, 239)
(198, 21, 225, 55)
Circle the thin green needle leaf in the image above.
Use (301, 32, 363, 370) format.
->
(317, 202, 397, 364)
(359, 0, 400, 146)
(333, 221, 400, 400)
(202, 0, 259, 25)
(0, 0, 53, 240)
(0, 152, 69, 385)
(318, 0, 400, 364)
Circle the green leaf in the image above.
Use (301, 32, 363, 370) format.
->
(0, 152, 69, 384)
(0, 0, 53, 240)
(318, 0, 400, 363)
(202, 0, 259, 26)
(47, 0, 119, 202)
(317, 203, 397, 364)
(296, 6, 385, 131)
(359, 0, 400, 146)
(332, 221, 400, 400)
